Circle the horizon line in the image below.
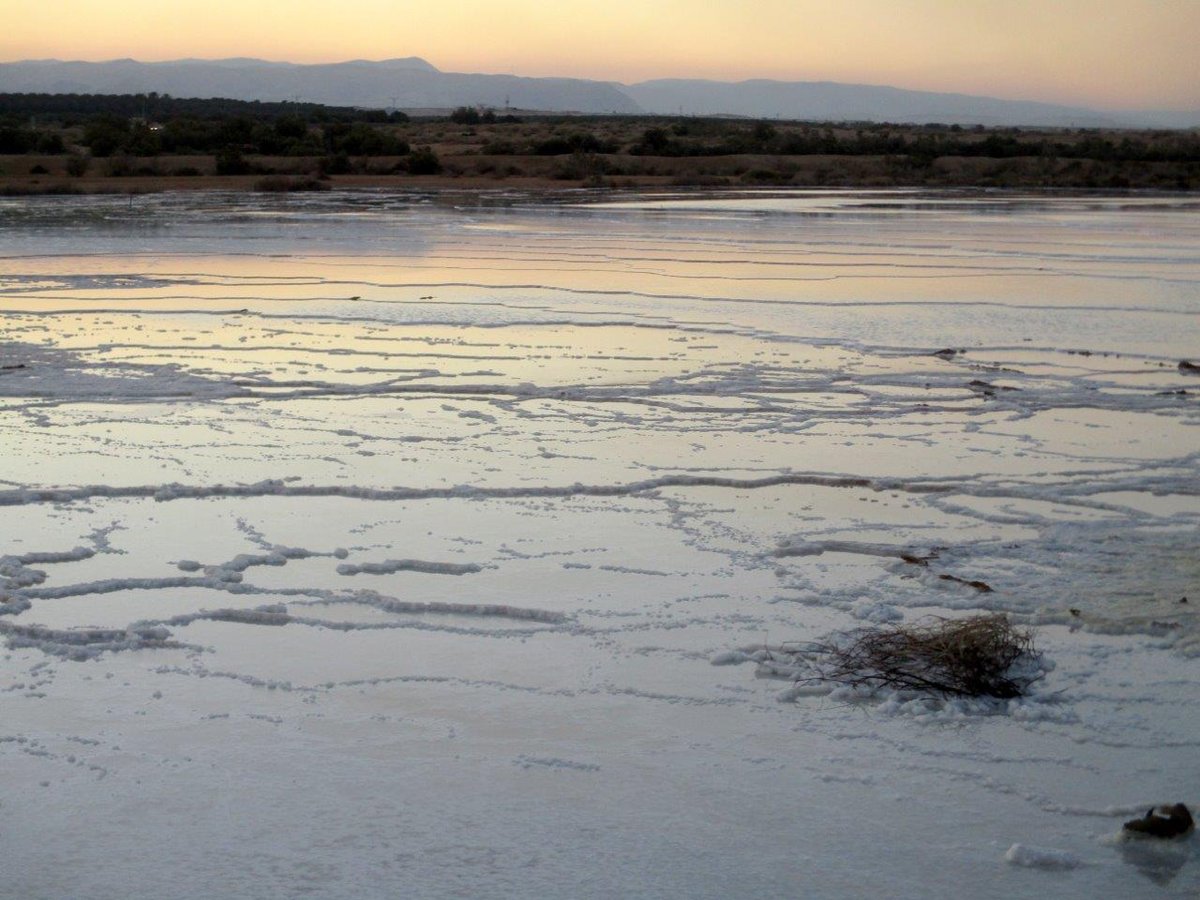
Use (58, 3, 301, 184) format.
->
(3, 54, 1197, 116)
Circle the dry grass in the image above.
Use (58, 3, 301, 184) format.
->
(799, 614, 1042, 699)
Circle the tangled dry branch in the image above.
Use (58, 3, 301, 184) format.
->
(799, 614, 1043, 699)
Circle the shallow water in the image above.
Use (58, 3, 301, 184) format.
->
(2, 189, 1198, 899)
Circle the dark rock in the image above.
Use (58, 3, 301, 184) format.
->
(937, 573, 994, 593)
(1123, 804, 1194, 839)
(967, 379, 1019, 397)
(1179, 360, 1200, 375)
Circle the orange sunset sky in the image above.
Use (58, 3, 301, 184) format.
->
(3, 0, 1198, 110)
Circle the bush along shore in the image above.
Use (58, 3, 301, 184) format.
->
(3, 95, 1199, 193)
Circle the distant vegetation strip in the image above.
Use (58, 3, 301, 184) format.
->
(3, 94, 1198, 191)
(0, 92, 403, 123)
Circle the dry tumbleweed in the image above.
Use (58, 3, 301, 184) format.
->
(795, 614, 1043, 699)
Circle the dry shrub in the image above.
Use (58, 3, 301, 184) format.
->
(803, 614, 1042, 699)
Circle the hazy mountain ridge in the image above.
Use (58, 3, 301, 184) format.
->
(1, 58, 1194, 127)
(625, 79, 1123, 128)
(0, 58, 639, 114)
(627, 79, 1198, 129)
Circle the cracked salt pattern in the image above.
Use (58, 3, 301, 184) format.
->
(1, 189, 1197, 899)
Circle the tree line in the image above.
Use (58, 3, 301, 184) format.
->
(626, 121, 1200, 164)
(2, 93, 1198, 167)
(0, 93, 409, 157)
(0, 92, 404, 123)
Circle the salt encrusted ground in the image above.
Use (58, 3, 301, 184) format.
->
(1, 190, 1197, 898)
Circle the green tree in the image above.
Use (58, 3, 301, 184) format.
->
(82, 116, 129, 157)
(449, 106, 480, 125)
(406, 146, 442, 175)
(638, 127, 671, 155)
(274, 115, 308, 140)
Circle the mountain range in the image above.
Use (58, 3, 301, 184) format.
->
(2, 57, 1195, 128)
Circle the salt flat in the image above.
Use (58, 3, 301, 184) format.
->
(1, 189, 1197, 898)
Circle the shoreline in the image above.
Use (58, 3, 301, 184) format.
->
(6, 149, 1198, 196)
(5, 172, 1199, 198)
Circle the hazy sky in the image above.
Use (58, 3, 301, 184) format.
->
(4, 0, 1198, 109)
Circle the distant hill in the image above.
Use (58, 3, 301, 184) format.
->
(1, 58, 1194, 127)
(623, 79, 1124, 128)
(624, 78, 1199, 129)
(0, 58, 640, 114)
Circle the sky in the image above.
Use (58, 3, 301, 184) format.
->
(3, 0, 1198, 110)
